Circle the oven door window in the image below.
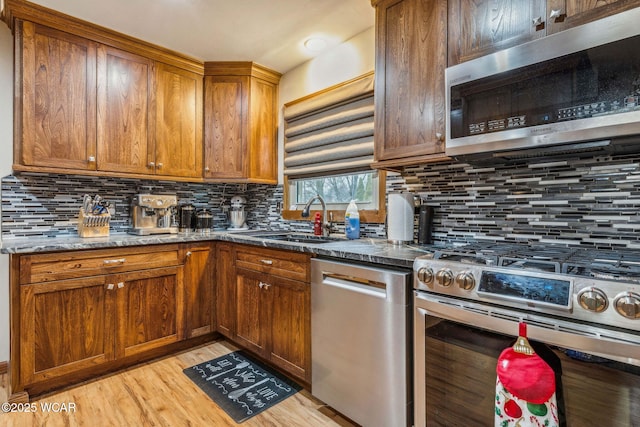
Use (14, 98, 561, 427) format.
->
(423, 317, 640, 426)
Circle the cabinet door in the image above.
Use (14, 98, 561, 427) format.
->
(115, 266, 184, 358)
(182, 243, 215, 338)
(269, 275, 310, 383)
(234, 268, 269, 357)
(374, 0, 447, 162)
(203, 75, 247, 179)
(18, 21, 97, 171)
(448, 0, 546, 65)
(97, 46, 154, 175)
(20, 276, 114, 385)
(546, 0, 640, 34)
(215, 243, 236, 338)
(154, 63, 203, 178)
(248, 77, 278, 183)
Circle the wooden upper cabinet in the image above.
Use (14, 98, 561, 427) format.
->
(448, 0, 546, 66)
(96, 46, 153, 175)
(154, 63, 203, 179)
(204, 75, 246, 179)
(372, 0, 447, 168)
(203, 62, 281, 183)
(449, 0, 640, 65)
(16, 21, 97, 171)
(6, 0, 205, 181)
(546, 0, 640, 35)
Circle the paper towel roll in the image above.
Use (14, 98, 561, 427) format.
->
(387, 193, 415, 244)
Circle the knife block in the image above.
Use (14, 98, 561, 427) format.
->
(78, 208, 111, 238)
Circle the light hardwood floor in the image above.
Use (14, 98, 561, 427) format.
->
(0, 339, 356, 427)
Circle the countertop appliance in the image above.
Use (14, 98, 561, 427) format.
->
(178, 203, 195, 232)
(446, 7, 640, 162)
(311, 258, 412, 427)
(227, 195, 248, 231)
(129, 194, 178, 235)
(412, 243, 640, 426)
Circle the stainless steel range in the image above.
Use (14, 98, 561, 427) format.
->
(412, 244, 640, 426)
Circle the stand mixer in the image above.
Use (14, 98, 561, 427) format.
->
(227, 195, 248, 231)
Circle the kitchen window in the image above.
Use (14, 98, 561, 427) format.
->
(288, 170, 380, 212)
(281, 71, 385, 223)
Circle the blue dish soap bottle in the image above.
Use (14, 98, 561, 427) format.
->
(345, 200, 360, 239)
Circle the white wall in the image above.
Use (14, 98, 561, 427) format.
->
(0, 23, 14, 363)
(277, 26, 375, 183)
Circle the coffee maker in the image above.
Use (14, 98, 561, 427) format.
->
(130, 194, 179, 235)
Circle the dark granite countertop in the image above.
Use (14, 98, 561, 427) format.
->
(0, 231, 437, 269)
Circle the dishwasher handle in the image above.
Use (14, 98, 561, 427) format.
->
(322, 272, 387, 299)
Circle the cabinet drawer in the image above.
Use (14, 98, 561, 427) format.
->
(20, 245, 182, 283)
(235, 246, 310, 282)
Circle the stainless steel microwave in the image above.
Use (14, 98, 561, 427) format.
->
(445, 7, 640, 161)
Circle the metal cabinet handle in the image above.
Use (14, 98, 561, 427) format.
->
(259, 281, 271, 290)
(204, 166, 210, 172)
(148, 161, 155, 168)
(157, 162, 163, 169)
(260, 259, 273, 265)
(103, 258, 126, 265)
(117, 282, 124, 289)
(549, 9, 562, 20)
(435, 132, 444, 142)
(532, 16, 543, 26)
(107, 283, 115, 290)
(88, 156, 96, 163)
(186, 251, 192, 257)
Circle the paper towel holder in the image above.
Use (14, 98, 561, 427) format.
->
(386, 192, 416, 245)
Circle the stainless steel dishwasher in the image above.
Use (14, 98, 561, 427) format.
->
(311, 258, 412, 427)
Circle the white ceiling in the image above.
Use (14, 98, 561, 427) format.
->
(27, 0, 375, 74)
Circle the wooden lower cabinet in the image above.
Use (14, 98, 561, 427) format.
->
(230, 245, 311, 384)
(11, 244, 216, 399)
(115, 266, 184, 358)
(214, 243, 311, 383)
(19, 276, 114, 386)
(215, 243, 236, 338)
(267, 273, 310, 381)
(235, 268, 270, 355)
(182, 243, 215, 338)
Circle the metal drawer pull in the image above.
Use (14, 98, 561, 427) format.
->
(549, 9, 562, 20)
(260, 259, 273, 265)
(532, 16, 543, 26)
(103, 258, 126, 265)
(117, 282, 124, 289)
(107, 283, 115, 290)
(259, 282, 271, 290)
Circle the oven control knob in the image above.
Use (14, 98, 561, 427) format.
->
(455, 272, 476, 291)
(614, 292, 640, 319)
(436, 269, 454, 287)
(578, 287, 608, 313)
(417, 267, 434, 284)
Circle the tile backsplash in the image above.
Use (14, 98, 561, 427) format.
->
(388, 153, 640, 249)
(0, 173, 283, 238)
(3, 151, 640, 249)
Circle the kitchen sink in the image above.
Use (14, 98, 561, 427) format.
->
(245, 231, 343, 244)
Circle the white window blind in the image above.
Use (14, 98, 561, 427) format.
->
(283, 72, 374, 177)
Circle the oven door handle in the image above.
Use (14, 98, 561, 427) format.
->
(414, 291, 640, 366)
